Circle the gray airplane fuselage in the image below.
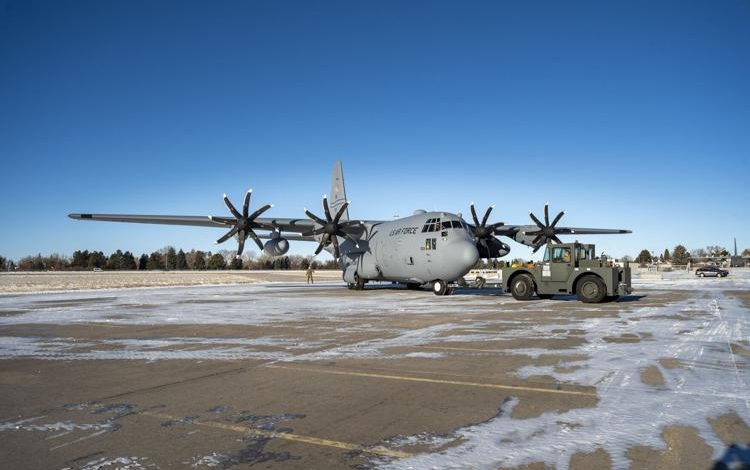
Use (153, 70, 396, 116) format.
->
(339, 211, 479, 285)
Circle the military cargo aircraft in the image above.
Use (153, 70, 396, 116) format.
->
(69, 161, 630, 295)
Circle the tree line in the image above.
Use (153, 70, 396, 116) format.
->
(634, 245, 749, 266)
(0, 248, 339, 272)
(2, 244, 748, 272)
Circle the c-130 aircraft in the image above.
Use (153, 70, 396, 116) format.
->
(69, 161, 630, 295)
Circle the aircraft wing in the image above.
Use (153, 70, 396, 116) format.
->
(492, 224, 631, 250)
(493, 226, 632, 237)
(67, 213, 384, 243)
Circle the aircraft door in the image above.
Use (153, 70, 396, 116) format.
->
(547, 246, 572, 289)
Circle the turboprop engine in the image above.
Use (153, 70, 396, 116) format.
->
(263, 237, 290, 257)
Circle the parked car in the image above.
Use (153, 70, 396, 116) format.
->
(695, 266, 729, 278)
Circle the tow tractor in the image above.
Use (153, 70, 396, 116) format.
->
(500, 242, 632, 303)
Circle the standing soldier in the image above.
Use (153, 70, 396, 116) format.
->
(306, 265, 315, 284)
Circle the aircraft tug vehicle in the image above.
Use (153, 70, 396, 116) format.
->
(501, 242, 632, 303)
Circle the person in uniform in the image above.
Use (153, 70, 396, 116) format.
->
(306, 265, 315, 284)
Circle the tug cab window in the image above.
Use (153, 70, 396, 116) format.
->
(424, 238, 437, 250)
(551, 247, 572, 263)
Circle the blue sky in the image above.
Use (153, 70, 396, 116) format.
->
(1, 0, 748, 261)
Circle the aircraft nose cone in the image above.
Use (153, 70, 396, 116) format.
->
(451, 241, 480, 268)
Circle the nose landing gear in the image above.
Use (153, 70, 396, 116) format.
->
(432, 279, 454, 296)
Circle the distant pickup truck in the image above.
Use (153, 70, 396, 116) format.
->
(501, 242, 632, 303)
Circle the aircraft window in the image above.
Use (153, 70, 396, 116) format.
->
(442, 221, 452, 230)
(451, 221, 462, 229)
(421, 225, 429, 233)
(551, 247, 572, 263)
(431, 238, 437, 250)
(424, 238, 437, 250)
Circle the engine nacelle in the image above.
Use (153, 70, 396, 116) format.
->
(263, 237, 289, 257)
(477, 237, 511, 258)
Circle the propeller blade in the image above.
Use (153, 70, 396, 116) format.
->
(305, 210, 327, 226)
(550, 211, 565, 228)
(322, 195, 332, 221)
(529, 212, 544, 229)
(470, 203, 480, 226)
(551, 235, 563, 244)
(223, 194, 242, 219)
(247, 229, 264, 251)
(236, 230, 246, 257)
(216, 225, 241, 244)
(481, 205, 494, 227)
(333, 201, 349, 224)
(242, 190, 252, 218)
(531, 234, 544, 246)
(544, 203, 550, 226)
(248, 204, 272, 221)
(533, 244, 544, 253)
(331, 233, 340, 259)
(487, 221, 505, 230)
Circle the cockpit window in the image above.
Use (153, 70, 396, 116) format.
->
(421, 218, 441, 233)
(451, 220, 462, 229)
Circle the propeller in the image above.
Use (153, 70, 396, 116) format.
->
(469, 202, 505, 255)
(213, 190, 273, 258)
(302, 195, 362, 259)
(525, 202, 565, 252)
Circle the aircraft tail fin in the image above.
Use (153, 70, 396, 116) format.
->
(330, 160, 349, 222)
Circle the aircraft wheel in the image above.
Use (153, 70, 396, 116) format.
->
(347, 283, 355, 290)
(510, 274, 534, 301)
(699, 273, 705, 277)
(446, 286, 455, 296)
(353, 274, 366, 290)
(576, 275, 607, 303)
(432, 280, 449, 296)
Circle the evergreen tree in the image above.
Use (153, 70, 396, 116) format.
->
(121, 251, 137, 270)
(146, 252, 164, 270)
(743, 248, 750, 257)
(207, 253, 226, 270)
(191, 251, 207, 270)
(229, 257, 243, 270)
(106, 250, 124, 270)
(635, 249, 652, 265)
(176, 249, 188, 270)
(71, 250, 90, 269)
(0, 255, 7, 271)
(138, 254, 148, 270)
(663, 249, 671, 262)
(672, 245, 690, 265)
(88, 251, 107, 269)
(164, 246, 177, 270)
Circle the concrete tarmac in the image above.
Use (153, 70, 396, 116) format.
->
(0, 274, 749, 469)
